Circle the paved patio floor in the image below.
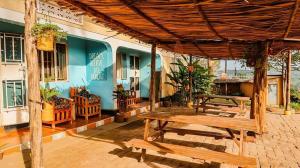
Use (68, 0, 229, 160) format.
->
(0, 112, 300, 168)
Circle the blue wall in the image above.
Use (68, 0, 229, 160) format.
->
(49, 37, 114, 110)
(0, 21, 161, 110)
(140, 54, 161, 98)
(49, 36, 87, 97)
(86, 40, 114, 110)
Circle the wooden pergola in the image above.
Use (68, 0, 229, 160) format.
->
(50, 0, 300, 133)
(24, 1, 300, 167)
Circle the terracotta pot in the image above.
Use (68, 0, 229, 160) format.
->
(37, 31, 54, 51)
(42, 102, 54, 122)
(187, 101, 193, 109)
(115, 113, 128, 123)
(69, 87, 77, 98)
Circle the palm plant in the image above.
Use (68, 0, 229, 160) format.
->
(165, 56, 213, 105)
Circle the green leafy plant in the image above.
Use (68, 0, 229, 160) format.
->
(291, 102, 300, 111)
(32, 23, 67, 41)
(40, 82, 60, 102)
(291, 87, 300, 103)
(165, 56, 213, 105)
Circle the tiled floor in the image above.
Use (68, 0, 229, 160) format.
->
(1, 108, 299, 168)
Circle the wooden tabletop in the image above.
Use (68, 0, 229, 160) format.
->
(138, 112, 257, 132)
(196, 94, 251, 101)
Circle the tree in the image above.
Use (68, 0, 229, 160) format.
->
(25, 0, 43, 167)
(268, 50, 300, 72)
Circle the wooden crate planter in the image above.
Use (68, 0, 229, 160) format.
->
(42, 100, 73, 128)
(74, 95, 101, 120)
(117, 90, 138, 111)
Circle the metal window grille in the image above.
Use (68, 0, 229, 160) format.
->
(0, 32, 24, 63)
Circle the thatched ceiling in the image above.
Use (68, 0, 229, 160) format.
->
(54, 0, 300, 58)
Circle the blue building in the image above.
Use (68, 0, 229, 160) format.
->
(0, 1, 171, 126)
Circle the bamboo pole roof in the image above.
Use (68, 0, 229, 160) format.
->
(54, 0, 300, 58)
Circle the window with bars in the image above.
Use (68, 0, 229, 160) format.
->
(2, 80, 26, 108)
(0, 33, 24, 63)
(38, 43, 67, 82)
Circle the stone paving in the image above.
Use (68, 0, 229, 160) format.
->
(0, 112, 300, 168)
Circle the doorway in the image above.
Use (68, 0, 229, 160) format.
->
(129, 56, 140, 98)
(268, 84, 278, 106)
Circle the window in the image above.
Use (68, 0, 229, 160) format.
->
(0, 33, 24, 63)
(116, 52, 127, 80)
(2, 80, 26, 108)
(39, 43, 67, 82)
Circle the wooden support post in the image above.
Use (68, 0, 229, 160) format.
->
(149, 43, 156, 113)
(25, 0, 43, 167)
(250, 42, 268, 134)
(282, 59, 286, 109)
(207, 57, 212, 75)
(189, 55, 193, 102)
(285, 51, 292, 114)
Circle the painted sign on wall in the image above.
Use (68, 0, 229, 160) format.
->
(88, 51, 106, 80)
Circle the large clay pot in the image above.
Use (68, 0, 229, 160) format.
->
(37, 31, 54, 51)
(115, 113, 128, 123)
(187, 101, 193, 109)
(42, 102, 54, 122)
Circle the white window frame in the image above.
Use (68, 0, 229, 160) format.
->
(0, 32, 24, 63)
(117, 52, 127, 80)
(3, 80, 26, 109)
(40, 43, 68, 82)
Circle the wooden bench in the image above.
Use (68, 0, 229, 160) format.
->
(195, 94, 250, 113)
(128, 139, 257, 168)
(132, 112, 257, 167)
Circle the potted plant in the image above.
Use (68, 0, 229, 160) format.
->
(113, 84, 129, 123)
(40, 83, 60, 122)
(32, 23, 67, 51)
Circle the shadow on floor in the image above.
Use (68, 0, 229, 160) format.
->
(109, 148, 221, 168)
(70, 119, 227, 168)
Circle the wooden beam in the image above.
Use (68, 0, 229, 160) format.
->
(284, 0, 300, 38)
(193, 43, 210, 57)
(61, 0, 160, 43)
(149, 43, 156, 112)
(192, 0, 226, 40)
(119, 0, 211, 58)
(24, 0, 43, 167)
(119, 0, 182, 39)
(250, 42, 268, 134)
(285, 50, 292, 112)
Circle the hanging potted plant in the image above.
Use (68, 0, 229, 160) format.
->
(32, 23, 67, 51)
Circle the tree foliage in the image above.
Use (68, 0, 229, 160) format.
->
(268, 51, 300, 72)
(165, 55, 213, 104)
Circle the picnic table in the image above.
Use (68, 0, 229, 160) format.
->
(128, 112, 257, 168)
(194, 94, 251, 113)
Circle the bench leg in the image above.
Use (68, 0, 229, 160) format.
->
(158, 120, 164, 142)
(140, 119, 151, 162)
(140, 149, 146, 162)
(239, 129, 246, 156)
